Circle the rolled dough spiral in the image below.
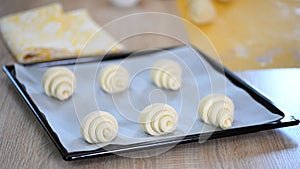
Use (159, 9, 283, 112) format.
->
(150, 60, 182, 90)
(42, 67, 76, 100)
(80, 111, 118, 143)
(98, 65, 130, 94)
(198, 94, 234, 129)
(139, 103, 178, 136)
(188, 0, 216, 25)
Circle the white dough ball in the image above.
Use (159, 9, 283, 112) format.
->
(216, 0, 232, 2)
(189, 0, 216, 25)
(110, 0, 140, 8)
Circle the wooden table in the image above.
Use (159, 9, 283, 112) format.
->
(1, 0, 300, 168)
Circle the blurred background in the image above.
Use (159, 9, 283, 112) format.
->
(0, 0, 300, 70)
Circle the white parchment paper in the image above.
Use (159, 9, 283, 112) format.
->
(14, 46, 281, 153)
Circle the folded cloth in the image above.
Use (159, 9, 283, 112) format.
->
(0, 3, 125, 63)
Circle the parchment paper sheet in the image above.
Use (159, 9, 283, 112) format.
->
(15, 46, 281, 153)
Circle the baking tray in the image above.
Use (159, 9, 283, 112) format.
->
(2, 45, 299, 161)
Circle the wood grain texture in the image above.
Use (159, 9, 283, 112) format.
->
(0, 0, 300, 169)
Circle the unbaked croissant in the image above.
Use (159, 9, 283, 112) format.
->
(42, 67, 76, 100)
(80, 111, 118, 143)
(139, 103, 178, 136)
(188, 0, 216, 25)
(98, 65, 130, 94)
(150, 60, 182, 90)
(198, 94, 234, 129)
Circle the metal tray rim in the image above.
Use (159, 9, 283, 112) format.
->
(2, 45, 299, 161)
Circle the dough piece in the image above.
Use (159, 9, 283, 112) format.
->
(198, 94, 234, 129)
(150, 60, 182, 90)
(80, 111, 118, 143)
(42, 67, 76, 100)
(98, 65, 130, 94)
(139, 103, 178, 136)
(0, 3, 124, 63)
(216, 0, 232, 2)
(110, 0, 140, 8)
(188, 0, 216, 25)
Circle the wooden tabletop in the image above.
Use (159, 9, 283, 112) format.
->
(1, 0, 300, 168)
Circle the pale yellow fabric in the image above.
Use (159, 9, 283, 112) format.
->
(0, 3, 124, 63)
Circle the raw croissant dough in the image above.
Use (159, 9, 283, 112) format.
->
(42, 67, 76, 100)
(216, 0, 232, 2)
(188, 0, 216, 25)
(80, 111, 118, 143)
(110, 0, 140, 8)
(139, 103, 178, 136)
(198, 94, 234, 129)
(150, 60, 182, 90)
(0, 3, 124, 63)
(98, 65, 130, 94)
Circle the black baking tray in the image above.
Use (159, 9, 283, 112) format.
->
(2, 45, 299, 161)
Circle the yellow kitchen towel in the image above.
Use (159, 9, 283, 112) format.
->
(0, 3, 124, 63)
